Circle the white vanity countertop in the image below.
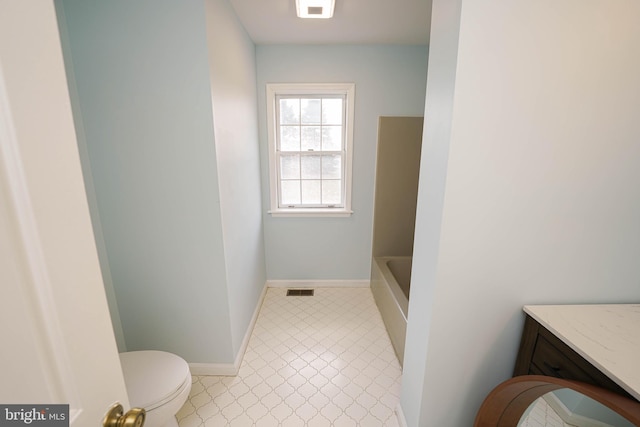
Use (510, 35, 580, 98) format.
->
(524, 304, 640, 401)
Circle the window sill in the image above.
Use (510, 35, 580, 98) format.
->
(268, 208, 354, 218)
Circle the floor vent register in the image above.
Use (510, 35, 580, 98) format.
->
(286, 289, 314, 296)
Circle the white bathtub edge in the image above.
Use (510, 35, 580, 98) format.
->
(371, 257, 409, 365)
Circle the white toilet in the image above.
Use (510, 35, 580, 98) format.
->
(119, 350, 192, 427)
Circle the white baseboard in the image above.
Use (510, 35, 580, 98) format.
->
(234, 281, 268, 369)
(395, 404, 408, 427)
(189, 281, 268, 376)
(266, 279, 370, 288)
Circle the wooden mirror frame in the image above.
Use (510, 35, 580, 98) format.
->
(474, 375, 640, 426)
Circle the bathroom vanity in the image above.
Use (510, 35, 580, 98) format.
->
(513, 304, 640, 401)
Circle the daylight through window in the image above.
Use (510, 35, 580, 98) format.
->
(267, 84, 354, 216)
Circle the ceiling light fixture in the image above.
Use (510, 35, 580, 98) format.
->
(295, 0, 335, 19)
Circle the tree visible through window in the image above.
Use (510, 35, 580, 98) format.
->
(267, 84, 354, 216)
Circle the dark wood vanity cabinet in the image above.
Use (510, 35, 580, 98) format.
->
(513, 314, 635, 401)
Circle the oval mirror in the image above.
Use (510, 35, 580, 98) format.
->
(520, 389, 635, 426)
(474, 375, 640, 427)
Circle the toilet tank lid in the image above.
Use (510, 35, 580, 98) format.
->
(119, 350, 190, 409)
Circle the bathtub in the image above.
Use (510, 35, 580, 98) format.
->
(370, 256, 412, 365)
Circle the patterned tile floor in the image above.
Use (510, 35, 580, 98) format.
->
(177, 287, 402, 426)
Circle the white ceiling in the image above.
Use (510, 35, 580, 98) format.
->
(228, 0, 431, 45)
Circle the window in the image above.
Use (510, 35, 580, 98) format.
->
(266, 83, 355, 217)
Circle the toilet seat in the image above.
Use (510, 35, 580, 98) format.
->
(119, 350, 191, 411)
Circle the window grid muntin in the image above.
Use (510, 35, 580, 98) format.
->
(277, 151, 345, 208)
(275, 94, 347, 208)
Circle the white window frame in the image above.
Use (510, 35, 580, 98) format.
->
(266, 83, 355, 217)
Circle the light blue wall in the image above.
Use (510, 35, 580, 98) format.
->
(403, 0, 640, 425)
(55, 3, 127, 353)
(256, 45, 428, 280)
(58, 0, 234, 363)
(400, 0, 461, 424)
(204, 0, 267, 355)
